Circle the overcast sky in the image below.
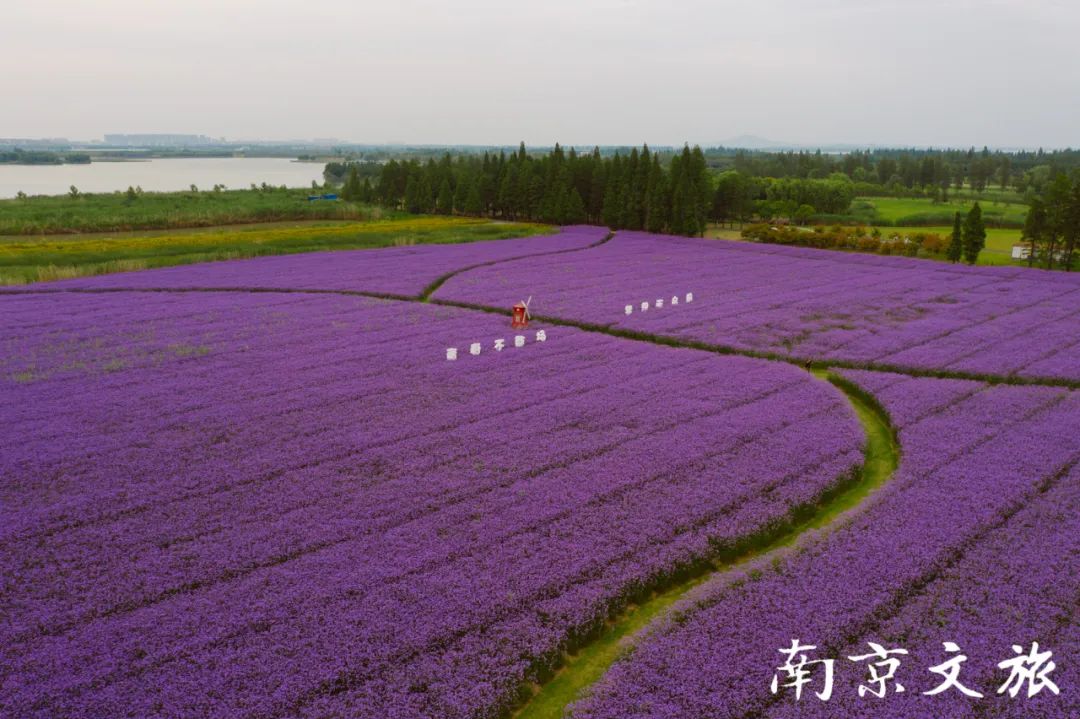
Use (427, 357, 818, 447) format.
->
(4, 0, 1078, 148)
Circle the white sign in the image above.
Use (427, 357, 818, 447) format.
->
(641, 301, 649, 311)
(625, 304, 633, 315)
(449, 332, 548, 363)
(686, 292, 694, 303)
(656, 298, 664, 308)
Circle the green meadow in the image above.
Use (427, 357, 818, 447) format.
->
(875, 225, 1023, 265)
(848, 196, 1028, 228)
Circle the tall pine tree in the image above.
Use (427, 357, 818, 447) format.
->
(947, 211, 963, 263)
(962, 202, 986, 265)
(1022, 198, 1048, 268)
(436, 179, 453, 215)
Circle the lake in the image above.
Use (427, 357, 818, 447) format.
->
(0, 157, 325, 198)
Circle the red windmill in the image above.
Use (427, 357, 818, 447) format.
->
(512, 296, 532, 329)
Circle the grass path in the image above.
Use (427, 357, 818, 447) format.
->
(512, 369, 898, 719)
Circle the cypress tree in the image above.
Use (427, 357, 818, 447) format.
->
(464, 177, 484, 216)
(565, 188, 587, 224)
(625, 148, 641, 230)
(1022, 198, 1047, 268)
(437, 179, 453, 215)
(962, 202, 986, 265)
(689, 146, 711, 237)
(588, 161, 606, 224)
(404, 175, 421, 214)
(647, 156, 669, 233)
(453, 174, 470, 213)
(669, 150, 688, 235)
(947, 212, 963, 263)
(602, 156, 623, 228)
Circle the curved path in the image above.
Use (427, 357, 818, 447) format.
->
(2, 229, 1067, 718)
(512, 370, 897, 719)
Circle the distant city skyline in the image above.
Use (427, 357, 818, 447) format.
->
(2, 133, 1069, 153)
(3, 1, 1078, 148)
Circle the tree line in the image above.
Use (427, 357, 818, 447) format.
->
(331, 143, 713, 236)
(0, 149, 90, 165)
(1021, 173, 1080, 269)
(716, 146, 1080, 195)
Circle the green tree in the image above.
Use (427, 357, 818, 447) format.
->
(404, 175, 420, 213)
(646, 163, 669, 233)
(417, 174, 434, 213)
(1063, 179, 1080, 270)
(436, 178, 453, 215)
(1022, 197, 1048, 268)
(125, 186, 138, 203)
(962, 202, 986, 265)
(946, 211, 963, 263)
(794, 204, 815, 225)
(453, 174, 470, 213)
(68, 185, 80, 199)
(340, 166, 363, 201)
(463, 177, 484, 216)
(564, 188, 586, 224)
(1043, 174, 1072, 269)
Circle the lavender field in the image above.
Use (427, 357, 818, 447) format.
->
(435, 231, 1080, 383)
(3, 226, 1077, 719)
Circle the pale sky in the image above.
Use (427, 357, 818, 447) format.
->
(4, 0, 1078, 148)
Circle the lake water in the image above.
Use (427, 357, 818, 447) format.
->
(0, 158, 325, 198)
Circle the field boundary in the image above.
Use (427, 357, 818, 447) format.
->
(417, 229, 614, 300)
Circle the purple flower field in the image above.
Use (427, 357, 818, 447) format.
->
(3, 226, 1078, 719)
(573, 370, 1080, 719)
(36, 225, 606, 297)
(1, 289, 861, 717)
(434, 231, 1080, 383)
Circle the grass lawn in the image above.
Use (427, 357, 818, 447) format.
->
(0, 216, 553, 285)
(874, 225, 1022, 265)
(706, 223, 1024, 267)
(848, 196, 1027, 228)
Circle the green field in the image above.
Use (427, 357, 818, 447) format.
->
(706, 223, 1024, 267)
(0, 187, 365, 235)
(0, 217, 553, 285)
(848, 196, 1028, 228)
(875, 225, 1022, 265)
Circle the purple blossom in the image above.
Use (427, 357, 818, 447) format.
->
(434, 231, 1080, 382)
(1, 287, 861, 718)
(573, 370, 1080, 719)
